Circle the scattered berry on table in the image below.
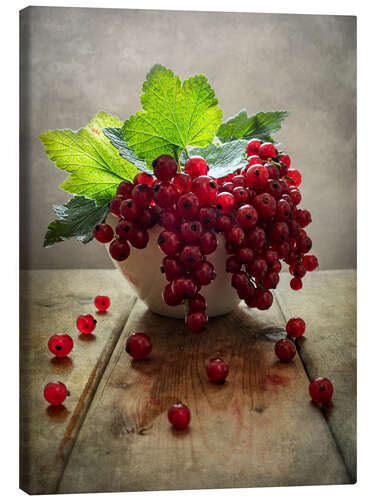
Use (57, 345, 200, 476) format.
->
(275, 338, 296, 362)
(205, 357, 229, 384)
(309, 377, 334, 404)
(44, 381, 69, 406)
(48, 334, 74, 358)
(286, 318, 306, 338)
(125, 332, 152, 360)
(168, 402, 191, 430)
(76, 314, 97, 335)
(94, 295, 111, 312)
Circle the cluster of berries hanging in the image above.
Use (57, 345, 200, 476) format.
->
(93, 139, 319, 333)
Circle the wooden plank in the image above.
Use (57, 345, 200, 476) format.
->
(275, 270, 356, 481)
(59, 297, 349, 494)
(20, 270, 137, 494)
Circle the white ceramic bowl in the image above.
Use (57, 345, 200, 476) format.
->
(106, 214, 240, 319)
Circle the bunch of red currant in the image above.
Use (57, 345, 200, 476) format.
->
(93, 139, 318, 333)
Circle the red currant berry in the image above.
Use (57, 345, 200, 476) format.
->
(120, 199, 141, 221)
(279, 153, 291, 169)
(188, 293, 207, 313)
(116, 180, 134, 197)
(180, 221, 202, 243)
(206, 357, 229, 384)
(302, 255, 319, 272)
(275, 338, 296, 362)
(246, 139, 262, 156)
(76, 314, 97, 334)
(235, 246, 254, 264)
(138, 207, 159, 229)
(172, 276, 197, 300)
(162, 256, 183, 281)
(152, 155, 178, 181)
(159, 209, 180, 230)
(173, 172, 192, 192)
(265, 162, 280, 179)
(247, 154, 262, 167)
(126, 332, 152, 359)
(221, 182, 235, 194)
(248, 257, 267, 278)
(48, 334, 74, 358)
(290, 276, 303, 290)
(216, 192, 235, 213)
(233, 186, 250, 206)
(226, 255, 242, 273)
(93, 223, 114, 243)
(309, 377, 334, 404)
(192, 261, 215, 286)
(253, 193, 277, 220)
(296, 235, 312, 254)
(232, 175, 246, 187)
(199, 206, 217, 230)
(180, 245, 203, 270)
(94, 295, 110, 312)
(286, 169, 302, 187)
(281, 193, 294, 209)
(133, 172, 154, 186)
(176, 192, 200, 219)
(261, 271, 280, 289)
(277, 241, 291, 259)
(226, 226, 245, 246)
(168, 402, 191, 430)
(44, 381, 68, 406)
(109, 239, 131, 261)
(247, 226, 266, 250)
(199, 232, 218, 255)
(162, 283, 182, 306)
(131, 184, 153, 208)
(216, 213, 234, 232)
(270, 221, 290, 244)
(289, 188, 302, 206)
(265, 179, 283, 200)
(258, 142, 277, 160)
(158, 230, 181, 256)
(275, 199, 291, 221)
(236, 204, 258, 230)
(291, 263, 307, 278)
(264, 249, 279, 264)
(153, 182, 178, 208)
(256, 289, 274, 310)
(186, 312, 208, 333)
(286, 317, 306, 337)
(109, 195, 125, 217)
(246, 165, 269, 188)
(295, 209, 312, 228)
(184, 156, 208, 178)
(116, 220, 136, 240)
(192, 176, 218, 204)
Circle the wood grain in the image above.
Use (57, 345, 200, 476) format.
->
(275, 270, 356, 481)
(59, 297, 350, 494)
(20, 270, 136, 494)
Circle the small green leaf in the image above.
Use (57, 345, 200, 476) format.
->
(181, 139, 249, 179)
(44, 196, 109, 247)
(103, 127, 152, 174)
(40, 112, 139, 205)
(217, 110, 289, 143)
(122, 64, 222, 165)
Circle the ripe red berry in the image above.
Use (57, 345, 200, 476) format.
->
(94, 295, 111, 312)
(256, 289, 273, 310)
(206, 357, 229, 384)
(296, 235, 312, 254)
(131, 183, 153, 208)
(188, 293, 207, 313)
(286, 317, 306, 337)
(291, 263, 306, 278)
(120, 199, 141, 221)
(159, 209, 180, 230)
(109, 194, 125, 217)
(226, 226, 245, 246)
(295, 209, 312, 228)
(265, 179, 283, 200)
(216, 213, 234, 232)
(253, 193, 277, 219)
(93, 223, 114, 243)
(302, 255, 319, 271)
(172, 276, 197, 300)
(247, 154, 262, 167)
(216, 192, 235, 213)
(168, 402, 191, 430)
(199, 231, 218, 255)
(153, 182, 178, 208)
(233, 187, 249, 207)
(133, 172, 154, 186)
(236, 204, 258, 230)
(126, 332, 152, 359)
(275, 338, 296, 362)
(184, 156, 208, 178)
(221, 181, 235, 193)
(152, 155, 178, 181)
(185, 311, 208, 333)
(180, 244, 203, 270)
(176, 192, 200, 219)
(181, 220, 202, 243)
(309, 377, 334, 404)
(265, 161, 281, 179)
(192, 261, 215, 286)
(261, 271, 280, 289)
(158, 230, 181, 256)
(109, 239, 131, 261)
(290, 276, 303, 290)
(199, 206, 217, 230)
(44, 381, 69, 406)
(162, 283, 182, 306)
(258, 142, 277, 160)
(232, 175, 246, 187)
(116, 220, 136, 240)
(173, 172, 192, 192)
(247, 226, 266, 250)
(248, 257, 267, 278)
(76, 314, 97, 334)
(270, 221, 290, 244)
(246, 139, 262, 156)
(289, 188, 302, 206)
(48, 334, 74, 358)
(192, 176, 218, 204)
(246, 164, 269, 188)
(279, 153, 291, 169)
(162, 256, 183, 281)
(235, 246, 254, 264)
(275, 199, 291, 221)
(116, 180, 134, 197)
(286, 169, 302, 187)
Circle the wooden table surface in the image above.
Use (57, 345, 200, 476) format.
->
(20, 269, 356, 494)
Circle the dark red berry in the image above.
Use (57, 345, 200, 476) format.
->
(109, 195, 125, 217)
(44, 381, 68, 406)
(286, 169, 302, 187)
(152, 155, 178, 181)
(126, 332, 152, 359)
(180, 245, 203, 270)
(116, 220, 136, 240)
(192, 176, 218, 204)
(253, 193, 277, 220)
(248, 257, 267, 278)
(185, 312, 208, 333)
(289, 188, 302, 206)
(93, 223, 114, 243)
(286, 318, 306, 337)
(184, 156, 208, 178)
(192, 261, 215, 286)
(275, 199, 291, 221)
(246, 164, 269, 188)
(158, 230, 181, 256)
(181, 221, 202, 243)
(162, 256, 183, 281)
(236, 204, 258, 230)
(226, 255, 242, 273)
(255, 289, 273, 310)
(302, 255, 319, 272)
(258, 142, 277, 160)
(226, 226, 245, 246)
(188, 293, 207, 313)
(94, 295, 110, 312)
(120, 199, 141, 221)
(131, 184, 153, 207)
(275, 338, 296, 362)
(153, 182, 178, 208)
(48, 334, 74, 358)
(176, 192, 200, 219)
(76, 314, 97, 334)
(247, 226, 266, 250)
(116, 180, 134, 197)
(200, 232, 218, 255)
(199, 206, 217, 230)
(172, 276, 197, 300)
(216, 192, 235, 213)
(291, 263, 306, 278)
(309, 377, 334, 404)
(216, 213, 234, 232)
(159, 209, 180, 230)
(162, 283, 182, 306)
(109, 239, 131, 261)
(235, 246, 254, 264)
(168, 402, 191, 430)
(233, 186, 250, 206)
(173, 172, 192, 192)
(290, 276, 303, 290)
(133, 172, 154, 186)
(205, 357, 229, 384)
(246, 139, 262, 156)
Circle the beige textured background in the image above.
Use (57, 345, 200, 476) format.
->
(20, 7, 356, 270)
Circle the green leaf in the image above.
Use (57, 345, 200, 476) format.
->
(217, 110, 289, 143)
(44, 196, 109, 247)
(40, 112, 139, 205)
(122, 64, 223, 165)
(181, 139, 249, 179)
(102, 127, 152, 174)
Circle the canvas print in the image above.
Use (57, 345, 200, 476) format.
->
(19, 7, 356, 495)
